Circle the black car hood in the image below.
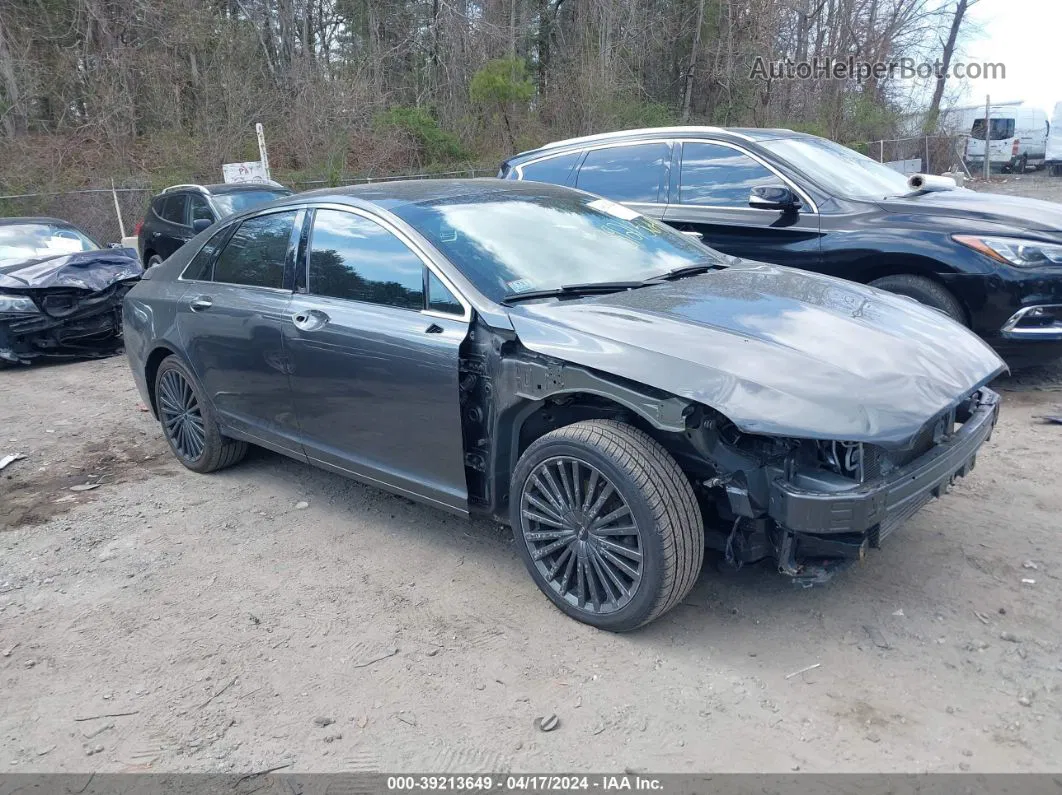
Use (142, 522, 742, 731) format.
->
(879, 188, 1062, 236)
(0, 249, 142, 292)
(506, 263, 1005, 447)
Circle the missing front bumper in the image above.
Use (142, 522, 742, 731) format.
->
(766, 389, 999, 564)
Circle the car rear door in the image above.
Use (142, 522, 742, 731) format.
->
(283, 206, 469, 513)
(176, 208, 305, 458)
(150, 193, 194, 259)
(572, 141, 671, 220)
(662, 140, 823, 270)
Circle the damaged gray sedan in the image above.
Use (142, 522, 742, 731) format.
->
(1, 218, 142, 366)
(123, 181, 1005, 630)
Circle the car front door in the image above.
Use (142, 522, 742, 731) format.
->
(662, 140, 823, 270)
(176, 208, 305, 458)
(283, 207, 469, 513)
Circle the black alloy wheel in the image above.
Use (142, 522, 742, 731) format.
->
(520, 456, 643, 615)
(158, 367, 206, 463)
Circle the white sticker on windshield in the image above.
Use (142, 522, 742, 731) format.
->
(506, 278, 536, 294)
(586, 198, 642, 221)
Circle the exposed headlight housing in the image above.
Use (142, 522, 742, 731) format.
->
(0, 295, 40, 314)
(953, 235, 1062, 268)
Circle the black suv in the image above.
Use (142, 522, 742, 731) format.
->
(138, 182, 292, 267)
(500, 127, 1062, 364)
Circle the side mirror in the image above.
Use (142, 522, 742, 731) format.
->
(749, 185, 801, 212)
(192, 218, 212, 233)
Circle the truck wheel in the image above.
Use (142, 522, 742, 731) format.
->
(154, 356, 247, 473)
(510, 419, 704, 631)
(869, 274, 966, 325)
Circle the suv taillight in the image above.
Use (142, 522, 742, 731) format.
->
(134, 220, 143, 236)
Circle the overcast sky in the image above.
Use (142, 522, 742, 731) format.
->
(958, 0, 1059, 115)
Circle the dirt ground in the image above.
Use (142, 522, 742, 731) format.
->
(3, 179, 1062, 774)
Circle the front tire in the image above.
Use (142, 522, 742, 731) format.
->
(869, 274, 966, 325)
(510, 420, 704, 631)
(154, 356, 247, 473)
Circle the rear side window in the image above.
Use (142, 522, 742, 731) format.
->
(971, 118, 1016, 140)
(307, 209, 425, 310)
(575, 143, 668, 203)
(181, 226, 232, 281)
(678, 142, 776, 207)
(212, 211, 297, 289)
(518, 152, 582, 185)
(159, 194, 188, 224)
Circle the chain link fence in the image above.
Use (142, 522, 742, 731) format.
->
(862, 134, 969, 177)
(0, 168, 498, 247)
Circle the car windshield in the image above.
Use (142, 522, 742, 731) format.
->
(0, 222, 99, 266)
(212, 189, 292, 216)
(394, 191, 723, 302)
(763, 136, 912, 200)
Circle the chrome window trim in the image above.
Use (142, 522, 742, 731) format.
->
(674, 138, 819, 214)
(520, 138, 673, 174)
(532, 126, 750, 152)
(302, 203, 473, 323)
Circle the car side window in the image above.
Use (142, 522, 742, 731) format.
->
(678, 142, 778, 207)
(519, 152, 582, 185)
(575, 143, 668, 203)
(427, 270, 463, 315)
(160, 194, 188, 225)
(181, 226, 232, 281)
(307, 209, 425, 311)
(212, 211, 297, 289)
(189, 195, 214, 224)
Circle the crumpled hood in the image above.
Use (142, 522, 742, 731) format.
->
(879, 189, 1062, 236)
(506, 263, 1006, 447)
(0, 249, 142, 292)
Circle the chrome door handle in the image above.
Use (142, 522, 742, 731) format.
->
(189, 296, 213, 312)
(292, 309, 329, 332)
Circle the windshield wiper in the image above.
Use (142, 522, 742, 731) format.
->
(643, 262, 726, 283)
(502, 281, 646, 305)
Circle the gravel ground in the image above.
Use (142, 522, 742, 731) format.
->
(1, 354, 1061, 774)
(3, 178, 1062, 774)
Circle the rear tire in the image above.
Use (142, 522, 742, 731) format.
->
(154, 356, 247, 473)
(869, 274, 966, 325)
(146, 254, 163, 268)
(510, 419, 704, 631)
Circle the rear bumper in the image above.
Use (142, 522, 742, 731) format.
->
(767, 389, 1000, 539)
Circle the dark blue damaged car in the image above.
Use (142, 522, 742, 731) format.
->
(0, 217, 142, 366)
(122, 180, 1005, 631)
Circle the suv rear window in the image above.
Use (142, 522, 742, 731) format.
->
(518, 152, 582, 185)
(158, 194, 187, 224)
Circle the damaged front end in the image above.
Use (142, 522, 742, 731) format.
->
(686, 387, 1001, 585)
(0, 250, 142, 365)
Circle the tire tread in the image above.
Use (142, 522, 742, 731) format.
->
(520, 419, 703, 629)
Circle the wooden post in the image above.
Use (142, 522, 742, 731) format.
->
(110, 178, 126, 239)
(256, 123, 271, 180)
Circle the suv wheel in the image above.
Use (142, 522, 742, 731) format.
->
(869, 274, 966, 325)
(510, 419, 704, 631)
(146, 254, 163, 268)
(154, 356, 247, 473)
